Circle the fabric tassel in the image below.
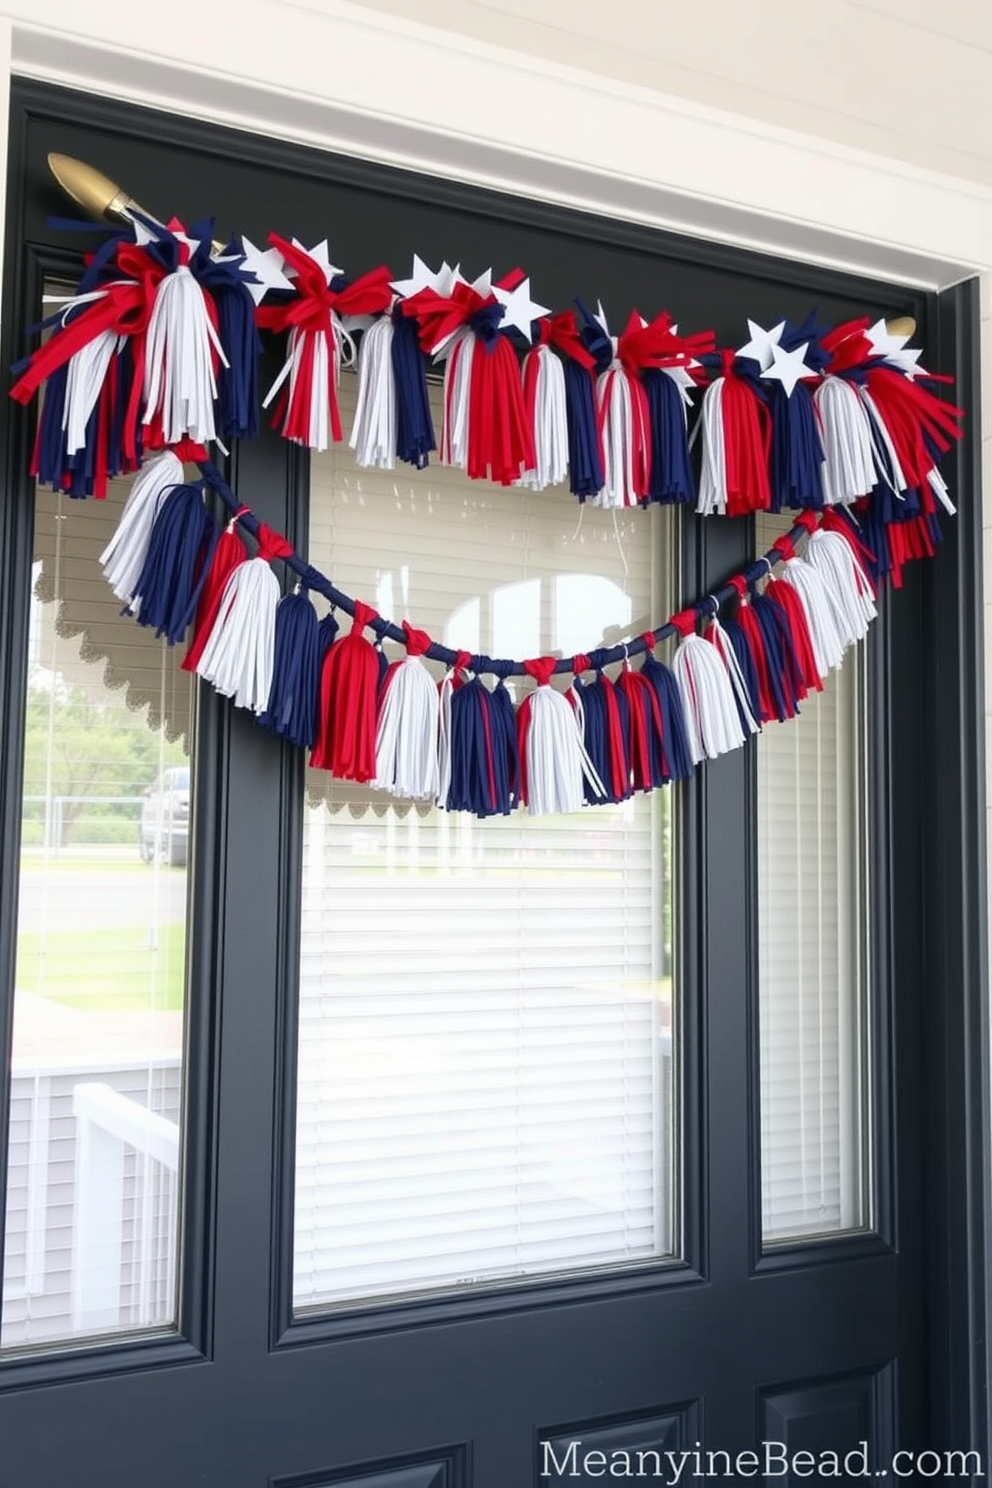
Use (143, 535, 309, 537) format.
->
(311, 600, 381, 782)
(466, 333, 535, 485)
(672, 623, 748, 762)
(764, 575, 823, 696)
(195, 554, 281, 713)
(516, 657, 604, 815)
(593, 359, 650, 507)
(643, 368, 696, 505)
(615, 662, 666, 790)
(182, 516, 250, 674)
(768, 380, 825, 510)
(439, 330, 474, 471)
(519, 342, 568, 491)
(436, 654, 471, 811)
(129, 481, 220, 643)
(101, 449, 185, 605)
(639, 650, 695, 782)
(374, 622, 440, 799)
(815, 376, 876, 505)
(747, 589, 807, 720)
(777, 556, 846, 679)
(258, 239, 393, 451)
(564, 360, 605, 501)
(391, 308, 436, 469)
(443, 673, 517, 817)
(569, 664, 631, 803)
(257, 588, 321, 748)
(143, 254, 227, 447)
(191, 234, 260, 441)
(703, 616, 760, 735)
(696, 351, 771, 516)
(350, 314, 396, 469)
(803, 528, 876, 648)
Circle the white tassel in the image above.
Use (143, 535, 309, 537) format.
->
(703, 619, 759, 735)
(592, 363, 640, 508)
(100, 450, 185, 609)
(673, 633, 747, 763)
(349, 315, 396, 470)
(439, 330, 473, 470)
(143, 265, 228, 445)
(524, 685, 604, 816)
(518, 344, 568, 491)
(695, 378, 727, 515)
(374, 655, 440, 799)
(778, 556, 846, 678)
(859, 386, 908, 497)
(63, 329, 122, 456)
(815, 376, 875, 505)
(435, 665, 461, 809)
(196, 557, 280, 712)
(803, 530, 876, 649)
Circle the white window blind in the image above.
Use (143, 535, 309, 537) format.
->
(756, 513, 869, 1243)
(292, 380, 676, 1311)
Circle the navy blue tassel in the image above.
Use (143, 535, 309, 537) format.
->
(768, 382, 825, 511)
(391, 309, 436, 469)
(130, 483, 220, 644)
(317, 610, 340, 657)
(572, 675, 631, 804)
(563, 361, 604, 501)
(749, 591, 804, 721)
(643, 369, 696, 505)
(190, 232, 261, 441)
(640, 653, 694, 782)
(446, 677, 517, 817)
(718, 618, 763, 728)
(257, 589, 321, 748)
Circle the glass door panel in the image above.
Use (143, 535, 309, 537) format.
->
(2, 478, 194, 1350)
(756, 514, 870, 1244)
(292, 381, 677, 1312)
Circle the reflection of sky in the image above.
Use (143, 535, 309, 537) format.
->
(444, 575, 631, 658)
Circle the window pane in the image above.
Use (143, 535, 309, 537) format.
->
(293, 383, 676, 1311)
(2, 480, 193, 1351)
(757, 515, 870, 1244)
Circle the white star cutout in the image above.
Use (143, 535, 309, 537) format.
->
(492, 277, 550, 342)
(291, 238, 343, 287)
(239, 235, 295, 305)
(662, 362, 700, 406)
(391, 255, 444, 299)
(469, 268, 493, 298)
(736, 319, 786, 371)
(865, 318, 926, 377)
(760, 340, 816, 397)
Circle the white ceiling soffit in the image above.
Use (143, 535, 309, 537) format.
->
(7, 6, 992, 290)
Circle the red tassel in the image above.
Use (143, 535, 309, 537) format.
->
(721, 352, 771, 516)
(311, 599, 381, 782)
(182, 510, 250, 673)
(615, 664, 665, 791)
(468, 335, 535, 485)
(767, 541, 826, 696)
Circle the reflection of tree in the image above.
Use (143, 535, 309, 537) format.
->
(22, 675, 185, 845)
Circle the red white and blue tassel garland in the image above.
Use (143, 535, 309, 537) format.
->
(195, 522, 293, 713)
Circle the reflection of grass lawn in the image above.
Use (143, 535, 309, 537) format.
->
(15, 925, 186, 1011)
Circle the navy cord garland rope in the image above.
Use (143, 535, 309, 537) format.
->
(197, 458, 813, 677)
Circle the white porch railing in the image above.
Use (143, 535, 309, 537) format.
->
(71, 1082, 180, 1334)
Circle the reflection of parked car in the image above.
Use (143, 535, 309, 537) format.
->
(139, 767, 190, 866)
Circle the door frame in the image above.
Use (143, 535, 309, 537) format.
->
(0, 76, 987, 1467)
